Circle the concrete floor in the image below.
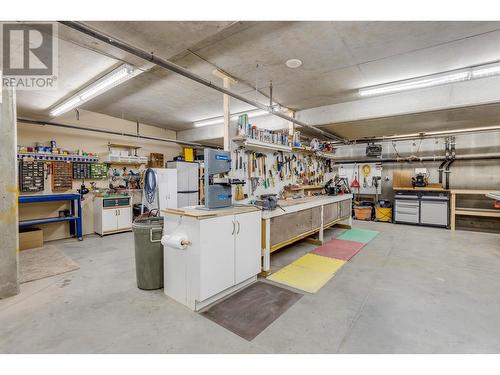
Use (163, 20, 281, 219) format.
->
(1, 221, 500, 353)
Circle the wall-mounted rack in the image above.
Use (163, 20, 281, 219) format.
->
(17, 153, 99, 163)
(232, 136, 292, 153)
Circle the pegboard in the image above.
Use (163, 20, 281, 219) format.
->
(337, 163, 382, 195)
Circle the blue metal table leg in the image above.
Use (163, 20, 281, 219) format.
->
(76, 197, 83, 240)
(69, 199, 75, 237)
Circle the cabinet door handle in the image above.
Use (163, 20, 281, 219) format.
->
(237, 220, 240, 234)
(231, 221, 235, 235)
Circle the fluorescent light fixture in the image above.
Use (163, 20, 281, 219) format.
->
(193, 109, 270, 127)
(359, 71, 470, 97)
(193, 117, 225, 128)
(359, 60, 500, 98)
(471, 63, 500, 79)
(49, 64, 137, 117)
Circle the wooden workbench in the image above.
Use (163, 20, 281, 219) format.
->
(393, 184, 447, 192)
(261, 194, 353, 272)
(449, 189, 500, 230)
(162, 205, 259, 219)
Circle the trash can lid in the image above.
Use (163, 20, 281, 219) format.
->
(132, 216, 164, 228)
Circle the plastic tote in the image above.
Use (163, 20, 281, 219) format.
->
(132, 216, 164, 290)
(375, 200, 392, 222)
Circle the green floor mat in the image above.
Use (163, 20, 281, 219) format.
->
(337, 228, 379, 243)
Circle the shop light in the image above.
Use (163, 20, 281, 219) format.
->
(359, 61, 500, 98)
(359, 71, 470, 97)
(471, 63, 500, 79)
(193, 109, 270, 127)
(49, 64, 137, 117)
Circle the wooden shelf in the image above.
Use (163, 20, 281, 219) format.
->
(108, 143, 142, 149)
(455, 207, 500, 218)
(450, 189, 500, 230)
(232, 137, 292, 152)
(451, 189, 500, 195)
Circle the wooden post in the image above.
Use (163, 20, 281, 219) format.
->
(212, 70, 237, 151)
(287, 110, 295, 145)
(223, 77, 230, 151)
(450, 192, 456, 231)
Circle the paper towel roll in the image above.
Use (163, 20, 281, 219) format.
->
(161, 234, 189, 250)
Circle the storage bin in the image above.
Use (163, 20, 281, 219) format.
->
(353, 206, 372, 221)
(375, 206, 392, 222)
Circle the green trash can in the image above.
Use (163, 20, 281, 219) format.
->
(132, 216, 164, 290)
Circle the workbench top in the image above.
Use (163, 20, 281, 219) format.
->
(262, 194, 353, 219)
(162, 205, 260, 220)
(393, 185, 447, 192)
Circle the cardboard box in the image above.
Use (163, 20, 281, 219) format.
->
(19, 227, 43, 251)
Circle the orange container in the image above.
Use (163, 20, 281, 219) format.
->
(353, 206, 372, 221)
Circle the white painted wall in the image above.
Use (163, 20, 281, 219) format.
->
(17, 110, 182, 242)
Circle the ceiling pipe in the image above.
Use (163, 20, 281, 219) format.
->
(59, 21, 345, 143)
(330, 152, 500, 165)
(329, 125, 500, 145)
(17, 117, 210, 148)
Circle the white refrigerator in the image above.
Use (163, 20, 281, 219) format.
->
(152, 168, 178, 211)
(166, 161, 199, 207)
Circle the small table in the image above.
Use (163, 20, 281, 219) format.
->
(18, 193, 83, 240)
(450, 189, 500, 230)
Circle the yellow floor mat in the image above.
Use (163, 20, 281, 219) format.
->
(268, 254, 346, 293)
(294, 253, 345, 274)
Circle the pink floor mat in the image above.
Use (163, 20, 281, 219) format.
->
(311, 239, 365, 261)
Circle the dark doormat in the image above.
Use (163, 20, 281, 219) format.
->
(201, 281, 302, 341)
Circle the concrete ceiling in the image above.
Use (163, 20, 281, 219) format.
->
(15, 21, 500, 137)
(318, 103, 500, 140)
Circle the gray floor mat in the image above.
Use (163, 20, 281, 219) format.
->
(19, 245, 80, 283)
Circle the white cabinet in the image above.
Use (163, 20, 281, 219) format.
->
(199, 215, 235, 300)
(234, 211, 261, 284)
(94, 196, 133, 236)
(102, 209, 118, 233)
(117, 207, 132, 230)
(163, 208, 262, 311)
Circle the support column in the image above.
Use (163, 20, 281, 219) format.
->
(213, 70, 237, 151)
(223, 77, 231, 151)
(0, 86, 19, 298)
(287, 109, 295, 145)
